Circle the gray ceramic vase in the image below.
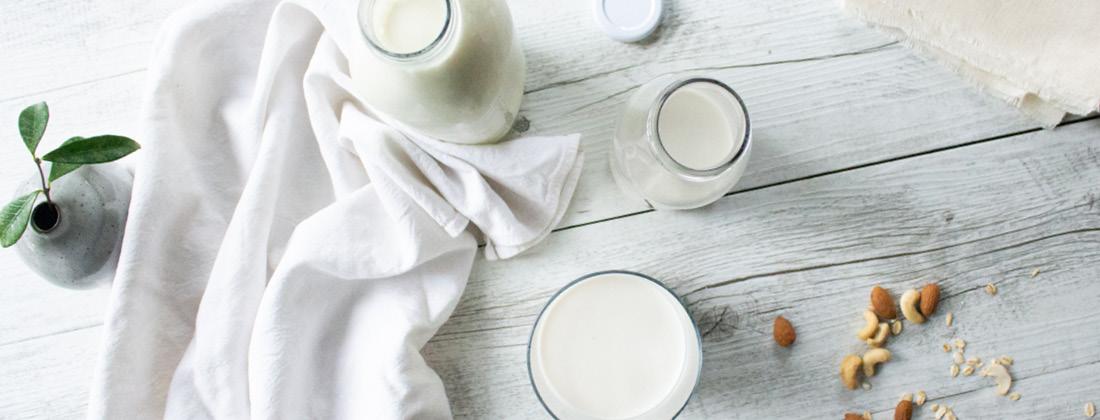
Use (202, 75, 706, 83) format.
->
(14, 164, 132, 289)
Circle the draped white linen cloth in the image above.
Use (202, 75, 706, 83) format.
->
(87, 0, 583, 418)
(844, 0, 1100, 127)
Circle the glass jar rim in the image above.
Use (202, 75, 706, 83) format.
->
(357, 0, 454, 61)
(525, 270, 703, 419)
(647, 77, 752, 180)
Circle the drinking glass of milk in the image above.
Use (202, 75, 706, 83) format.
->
(528, 271, 702, 420)
(610, 76, 752, 209)
(352, 0, 526, 144)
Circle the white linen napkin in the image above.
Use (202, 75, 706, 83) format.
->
(87, 0, 582, 418)
(843, 0, 1100, 127)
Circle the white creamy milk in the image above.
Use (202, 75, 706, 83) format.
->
(529, 272, 701, 419)
(370, 0, 447, 54)
(353, 0, 526, 144)
(657, 82, 744, 170)
(610, 76, 752, 210)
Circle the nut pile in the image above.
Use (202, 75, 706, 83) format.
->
(840, 283, 943, 420)
(830, 268, 1099, 420)
(837, 280, 1041, 419)
(840, 284, 941, 392)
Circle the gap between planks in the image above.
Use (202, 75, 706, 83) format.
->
(556, 115, 1100, 235)
(4, 114, 1091, 351)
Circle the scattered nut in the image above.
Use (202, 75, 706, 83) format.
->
(871, 286, 898, 319)
(900, 289, 925, 324)
(942, 343, 952, 353)
(1008, 392, 1021, 401)
(863, 348, 892, 377)
(841, 354, 863, 390)
(985, 283, 998, 295)
(934, 405, 948, 419)
(950, 364, 960, 377)
(844, 413, 864, 420)
(1087, 401, 1096, 418)
(891, 320, 903, 335)
(954, 338, 966, 349)
(953, 352, 964, 365)
(894, 399, 913, 420)
(966, 357, 981, 365)
(867, 322, 890, 347)
(962, 365, 975, 376)
(919, 283, 940, 317)
(981, 362, 1013, 395)
(946, 312, 954, 326)
(862, 382, 872, 391)
(915, 391, 927, 406)
(1030, 268, 1040, 278)
(998, 356, 1014, 366)
(944, 411, 956, 420)
(929, 403, 940, 412)
(774, 316, 796, 347)
(863, 411, 873, 420)
(858, 310, 879, 340)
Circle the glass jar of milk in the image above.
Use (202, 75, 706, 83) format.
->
(610, 76, 752, 209)
(528, 271, 702, 419)
(352, 0, 526, 144)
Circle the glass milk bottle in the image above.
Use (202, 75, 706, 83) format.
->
(351, 0, 526, 144)
(610, 76, 752, 209)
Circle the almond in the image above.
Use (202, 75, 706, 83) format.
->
(871, 286, 897, 319)
(919, 283, 940, 317)
(773, 316, 796, 347)
(845, 414, 864, 420)
(894, 400, 913, 420)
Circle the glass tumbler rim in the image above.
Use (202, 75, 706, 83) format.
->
(525, 269, 704, 419)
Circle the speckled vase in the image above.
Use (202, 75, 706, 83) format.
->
(13, 164, 132, 289)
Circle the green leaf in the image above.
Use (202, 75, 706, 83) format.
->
(41, 135, 141, 164)
(48, 137, 86, 183)
(1, 190, 41, 248)
(18, 102, 49, 155)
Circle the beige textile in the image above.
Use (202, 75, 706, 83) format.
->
(844, 0, 1100, 127)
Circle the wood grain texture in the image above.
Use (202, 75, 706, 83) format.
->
(0, 326, 102, 419)
(424, 119, 1100, 418)
(1, 0, 1095, 418)
(0, 0, 1047, 348)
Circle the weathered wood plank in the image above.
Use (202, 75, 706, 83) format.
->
(0, 0, 1048, 347)
(0, 87, 1095, 420)
(0, 325, 100, 419)
(0, 0, 177, 102)
(0, 0, 1092, 417)
(421, 119, 1100, 418)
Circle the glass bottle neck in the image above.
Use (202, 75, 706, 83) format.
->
(358, 0, 455, 62)
(646, 77, 751, 180)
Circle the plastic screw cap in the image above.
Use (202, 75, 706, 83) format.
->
(594, 0, 664, 43)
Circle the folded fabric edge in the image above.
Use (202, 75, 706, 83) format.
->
(893, 30, 1067, 128)
(483, 143, 585, 261)
(840, 0, 1078, 129)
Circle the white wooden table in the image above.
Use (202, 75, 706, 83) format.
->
(3, 1, 1099, 418)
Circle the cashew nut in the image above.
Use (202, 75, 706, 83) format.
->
(862, 348, 892, 377)
(900, 289, 925, 324)
(981, 362, 1013, 395)
(840, 354, 863, 390)
(857, 310, 879, 340)
(866, 322, 889, 347)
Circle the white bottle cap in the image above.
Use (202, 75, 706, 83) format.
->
(594, 0, 663, 43)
